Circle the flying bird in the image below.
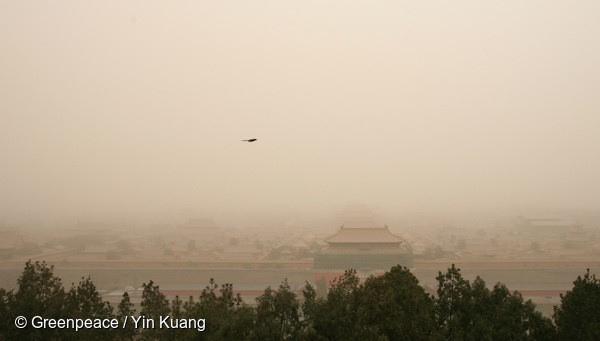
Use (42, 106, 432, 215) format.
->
(242, 138, 257, 142)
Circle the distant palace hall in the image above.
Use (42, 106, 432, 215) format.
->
(315, 205, 412, 271)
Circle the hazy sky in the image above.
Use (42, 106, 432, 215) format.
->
(1, 1, 599, 222)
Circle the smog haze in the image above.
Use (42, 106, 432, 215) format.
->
(2, 1, 600, 224)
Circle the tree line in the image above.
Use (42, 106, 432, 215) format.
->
(1, 261, 599, 340)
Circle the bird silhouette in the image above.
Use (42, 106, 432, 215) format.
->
(242, 138, 257, 142)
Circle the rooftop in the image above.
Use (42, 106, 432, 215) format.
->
(325, 226, 404, 244)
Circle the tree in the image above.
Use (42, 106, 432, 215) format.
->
(309, 269, 360, 340)
(489, 283, 554, 340)
(212, 282, 255, 340)
(436, 264, 554, 340)
(139, 280, 170, 340)
(554, 269, 600, 340)
(300, 282, 322, 339)
(6, 260, 68, 340)
(63, 276, 115, 340)
(0, 260, 565, 340)
(355, 265, 437, 340)
(164, 295, 188, 340)
(115, 292, 137, 340)
(436, 264, 474, 339)
(253, 279, 301, 340)
(0, 288, 11, 340)
(182, 279, 254, 340)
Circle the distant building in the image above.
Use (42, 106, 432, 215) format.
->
(70, 222, 112, 234)
(176, 218, 223, 251)
(516, 215, 583, 234)
(179, 218, 219, 230)
(314, 225, 412, 271)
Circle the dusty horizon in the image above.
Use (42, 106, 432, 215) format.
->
(2, 1, 599, 224)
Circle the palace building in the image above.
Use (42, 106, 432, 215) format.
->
(314, 224, 412, 271)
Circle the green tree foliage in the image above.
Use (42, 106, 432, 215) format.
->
(356, 265, 437, 340)
(554, 268, 600, 340)
(166, 295, 188, 340)
(299, 281, 320, 339)
(306, 267, 438, 340)
(139, 280, 170, 340)
(436, 264, 476, 338)
(490, 283, 555, 340)
(309, 269, 360, 340)
(436, 264, 554, 340)
(180, 279, 254, 340)
(0, 288, 10, 340)
(115, 292, 137, 340)
(6, 260, 600, 340)
(253, 279, 301, 340)
(63, 276, 115, 340)
(5, 260, 68, 340)
(210, 283, 255, 340)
